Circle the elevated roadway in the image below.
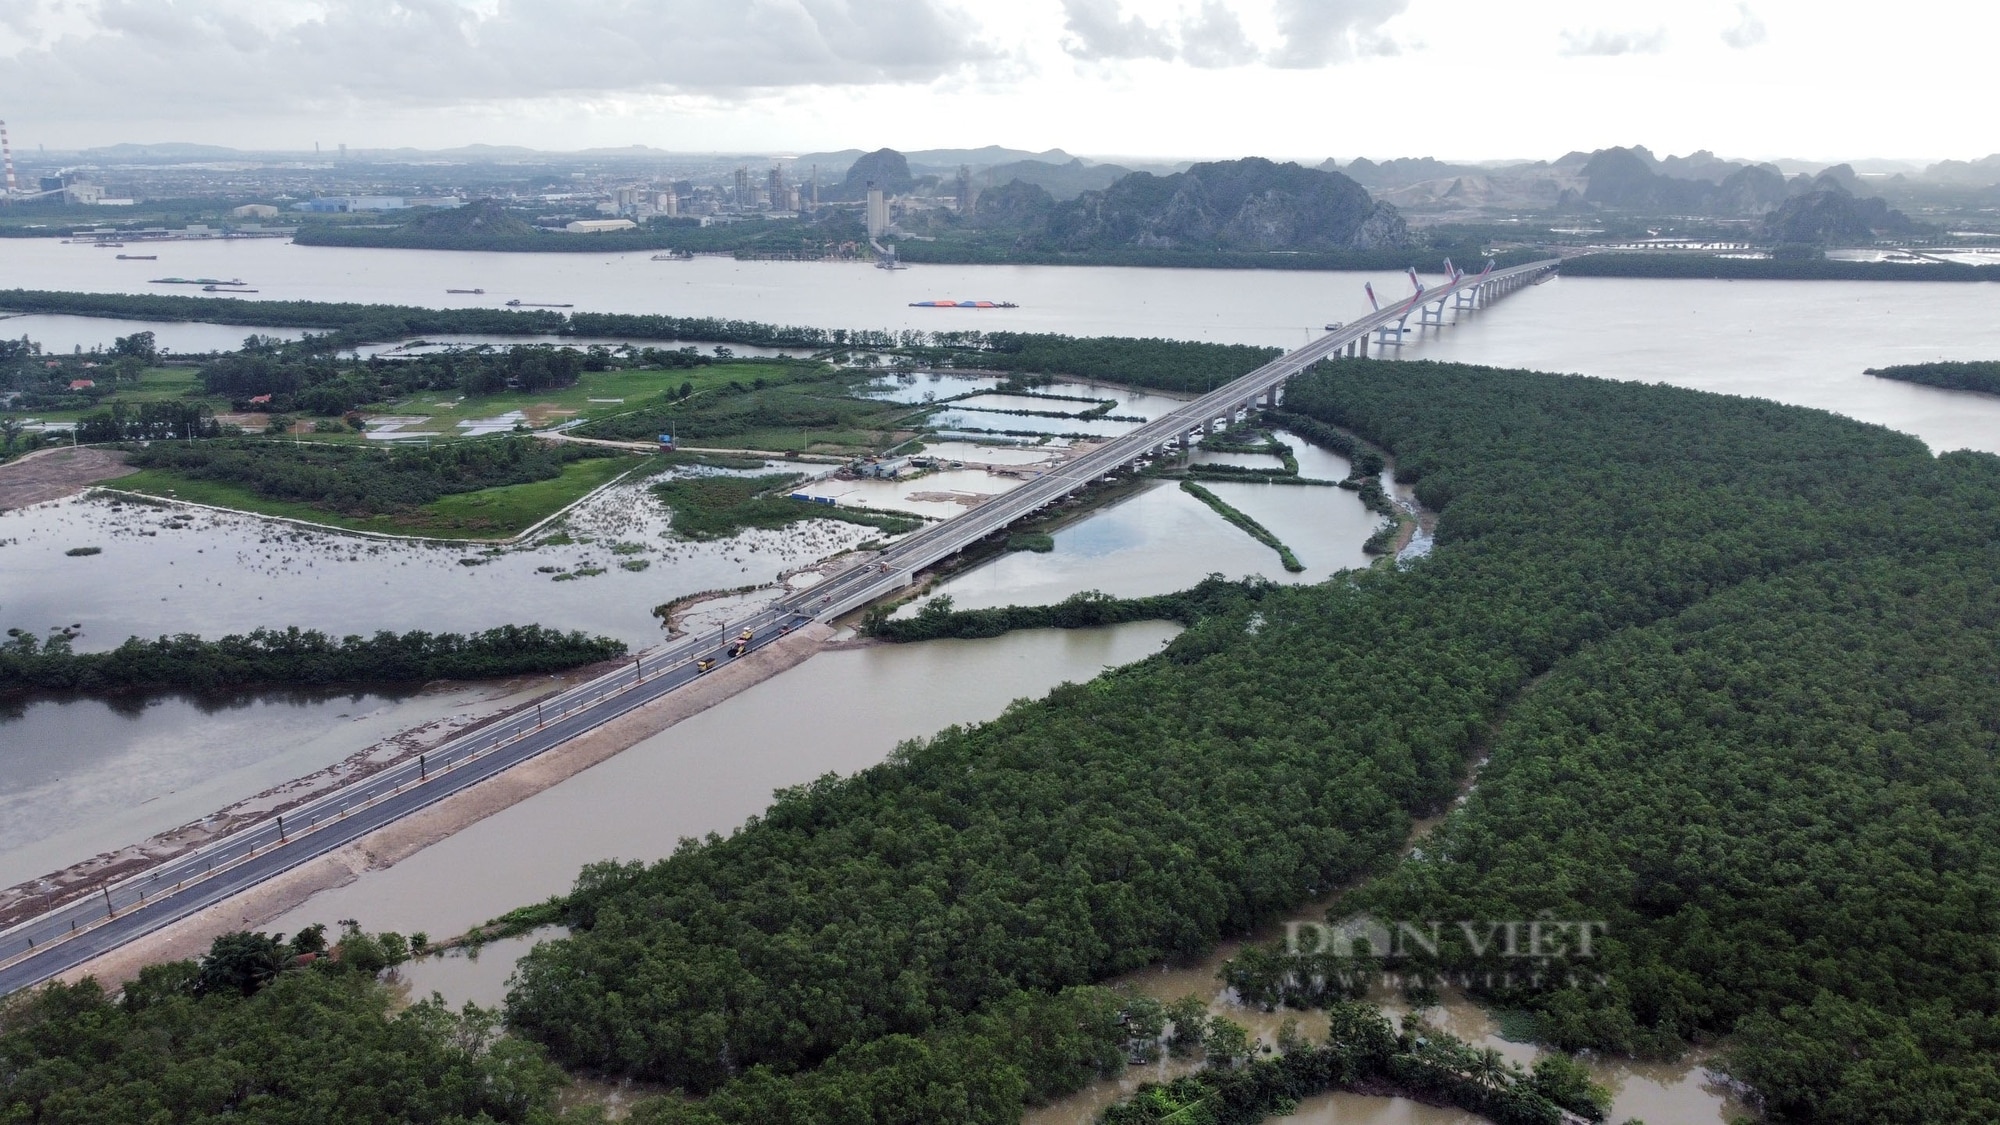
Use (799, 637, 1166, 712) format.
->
(0, 257, 1558, 995)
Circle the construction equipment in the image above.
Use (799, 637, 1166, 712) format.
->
(729, 628, 753, 658)
(696, 658, 715, 673)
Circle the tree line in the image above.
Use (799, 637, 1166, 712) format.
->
(1561, 253, 2000, 281)
(199, 339, 618, 415)
(75, 400, 221, 443)
(124, 436, 608, 518)
(1864, 359, 2000, 395)
(861, 578, 1277, 642)
(1, 623, 625, 696)
(0, 925, 575, 1124)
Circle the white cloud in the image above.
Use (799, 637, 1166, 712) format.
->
(1060, 0, 1401, 69)
(1268, 0, 1409, 67)
(1179, 1, 1260, 69)
(1722, 4, 1767, 48)
(1060, 0, 1177, 61)
(1558, 26, 1667, 57)
(0, 0, 999, 118)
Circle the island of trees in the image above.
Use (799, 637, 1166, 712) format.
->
(1865, 359, 2000, 395)
(1, 623, 626, 697)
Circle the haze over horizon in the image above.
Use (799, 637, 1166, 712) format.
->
(0, 0, 1988, 164)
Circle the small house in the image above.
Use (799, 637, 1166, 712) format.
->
(68, 379, 95, 390)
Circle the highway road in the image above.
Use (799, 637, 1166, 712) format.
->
(0, 257, 1558, 995)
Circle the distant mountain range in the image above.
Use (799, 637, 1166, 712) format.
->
(50, 140, 2000, 194)
(967, 157, 1407, 254)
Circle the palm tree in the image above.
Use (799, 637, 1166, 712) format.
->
(1472, 1046, 1510, 1092)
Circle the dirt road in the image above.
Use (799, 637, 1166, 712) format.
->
(0, 446, 135, 511)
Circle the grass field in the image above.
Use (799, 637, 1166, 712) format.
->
(17, 366, 227, 423)
(107, 454, 641, 539)
(372, 362, 802, 435)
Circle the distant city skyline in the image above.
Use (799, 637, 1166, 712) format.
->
(0, 0, 1988, 164)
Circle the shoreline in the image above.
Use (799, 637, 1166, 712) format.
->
(52, 622, 838, 989)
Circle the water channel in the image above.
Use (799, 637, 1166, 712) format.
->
(8, 241, 2000, 1121)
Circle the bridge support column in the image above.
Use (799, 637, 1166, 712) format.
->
(1263, 385, 1279, 408)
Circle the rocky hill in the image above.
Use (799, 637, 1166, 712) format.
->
(393, 199, 539, 239)
(1763, 181, 1921, 244)
(836, 149, 913, 199)
(1036, 158, 1407, 253)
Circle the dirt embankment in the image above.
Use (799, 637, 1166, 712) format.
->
(0, 447, 136, 511)
(55, 623, 839, 989)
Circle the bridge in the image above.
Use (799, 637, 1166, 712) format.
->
(0, 257, 1558, 995)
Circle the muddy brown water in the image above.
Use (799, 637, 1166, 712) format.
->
(267, 622, 1183, 940)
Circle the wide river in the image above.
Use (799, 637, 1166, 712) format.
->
(6, 237, 2000, 453)
(6, 239, 1999, 1123)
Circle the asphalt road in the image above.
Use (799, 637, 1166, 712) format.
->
(0, 259, 1559, 995)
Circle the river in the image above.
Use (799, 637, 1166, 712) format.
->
(6, 238, 2000, 457)
(270, 622, 1181, 939)
(9, 243, 2000, 1120)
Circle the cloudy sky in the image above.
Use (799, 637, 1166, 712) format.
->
(0, 0, 1987, 162)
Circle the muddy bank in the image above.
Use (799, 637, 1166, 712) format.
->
(0, 667, 630, 931)
(0, 446, 134, 511)
(53, 624, 838, 988)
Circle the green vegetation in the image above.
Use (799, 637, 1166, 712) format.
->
(919, 333, 1279, 396)
(653, 473, 920, 540)
(1097, 1002, 1601, 1125)
(1, 623, 624, 697)
(0, 925, 577, 1124)
(1005, 532, 1054, 552)
(1178, 480, 1306, 571)
(627, 985, 1145, 1125)
(579, 371, 920, 453)
(114, 455, 633, 539)
(292, 200, 861, 257)
(0, 289, 568, 344)
(862, 578, 1274, 642)
(490, 358, 2000, 1124)
(1865, 359, 2000, 395)
(18, 352, 2000, 1123)
(113, 437, 634, 537)
(1561, 253, 2000, 281)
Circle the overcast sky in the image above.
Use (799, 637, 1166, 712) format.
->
(0, 0, 1988, 163)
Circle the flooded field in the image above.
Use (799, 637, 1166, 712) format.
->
(0, 475, 886, 880)
(0, 680, 533, 889)
(1024, 898, 1755, 1125)
(907, 430, 1382, 613)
